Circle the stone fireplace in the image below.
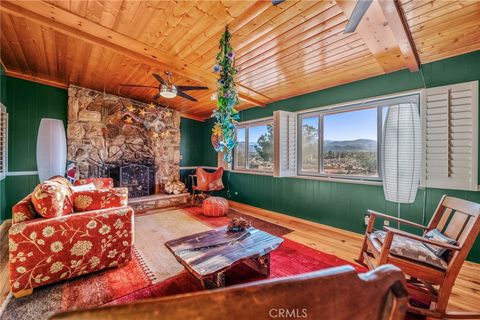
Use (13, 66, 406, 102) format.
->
(67, 85, 181, 197)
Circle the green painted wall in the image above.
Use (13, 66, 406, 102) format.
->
(206, 51, 480, 262)
(180, 117, 209, 167)
(2, 76, 68, 222)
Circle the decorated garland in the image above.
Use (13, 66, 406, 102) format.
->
(211, 26, 240, 163)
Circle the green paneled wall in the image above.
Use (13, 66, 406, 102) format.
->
(203, 118, 220, 167)
(1, 76, 67, 222)
(7, 77, 68, 171)
(180, 117, 209, 167)
(208, 51, 480, 262)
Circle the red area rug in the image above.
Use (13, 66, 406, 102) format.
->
(107, 207, 366, 305)
(1, 207, 367, 320)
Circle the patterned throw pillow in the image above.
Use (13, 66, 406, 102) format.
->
(373, 230, 448, 270)
(31, 179, 73, 218)
(74, 178, 114, 190)
(72, 188, 128, 212)
(70, 183, 96, 193)
(423, 229, 456, 259)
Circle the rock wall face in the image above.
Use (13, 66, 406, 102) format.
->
(67, 85, 181, 192)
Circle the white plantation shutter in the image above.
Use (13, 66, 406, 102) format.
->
(0, 103, 7, 180)
(273, 110, 297, 177)
(422, 81, 478, 191)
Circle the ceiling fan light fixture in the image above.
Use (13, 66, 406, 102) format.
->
(160, 84, 177, 99)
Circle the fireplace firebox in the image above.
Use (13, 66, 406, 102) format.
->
(108, 164, 155, 198)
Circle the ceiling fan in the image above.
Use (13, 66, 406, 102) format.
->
(120, 72, 208, 102)
(271, 0, 372, 34)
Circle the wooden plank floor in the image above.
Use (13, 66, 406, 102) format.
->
(228, 201, 480, 314)
(1, 203, 479, 314)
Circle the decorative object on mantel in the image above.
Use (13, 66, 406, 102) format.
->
(227, 217, 251, 232)
(211, 26, 240, 163)
(36, 118, 67, 182)
(164, 180, 187, 195)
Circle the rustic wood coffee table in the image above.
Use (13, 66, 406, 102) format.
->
(165, 226, 283, 289)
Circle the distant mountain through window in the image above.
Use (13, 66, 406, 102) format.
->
(323, 139, 377, 153)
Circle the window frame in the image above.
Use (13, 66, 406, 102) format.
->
(297, 94, 420, 181)
(233, 118, 274, 174)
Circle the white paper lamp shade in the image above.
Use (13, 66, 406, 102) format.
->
(382, 103, 422, 203)
(36, 118, 67, 182)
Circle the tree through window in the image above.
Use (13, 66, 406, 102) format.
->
(234, 121, 273, 172)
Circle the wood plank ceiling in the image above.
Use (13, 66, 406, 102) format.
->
(0, 0, 479, 120)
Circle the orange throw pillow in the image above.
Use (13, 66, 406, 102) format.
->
(31, 179, 73, 218)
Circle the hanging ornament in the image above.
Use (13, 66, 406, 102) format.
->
(211, 26, 240, 163)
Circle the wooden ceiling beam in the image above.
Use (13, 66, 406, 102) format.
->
(378, 0, 420, 72)
(335, 0, 412, 73)
(0, 0, 269, 107)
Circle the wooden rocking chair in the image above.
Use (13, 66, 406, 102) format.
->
(359, 195, 480, 319)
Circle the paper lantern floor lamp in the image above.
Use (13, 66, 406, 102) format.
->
(382, 102, 422, 227)
(36, 118, 67, 182)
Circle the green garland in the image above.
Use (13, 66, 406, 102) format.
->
(211, 26, 240, 163)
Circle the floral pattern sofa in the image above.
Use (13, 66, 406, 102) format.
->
(8, 177, 134, 298)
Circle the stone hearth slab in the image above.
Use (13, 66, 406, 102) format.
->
(128, 193, 190, 213)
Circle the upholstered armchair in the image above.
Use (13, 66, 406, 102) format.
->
(9, 177, 134, 298)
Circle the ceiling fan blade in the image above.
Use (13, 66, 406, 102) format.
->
(272, 0, 285, 6)
(344, 0, 372, 34)
(175, 85, 209, 91)
(176, 90, 198, 102)
(152, 73, 167, 85)
(152, 93, 161, 101)
(120, 84, 159, 89)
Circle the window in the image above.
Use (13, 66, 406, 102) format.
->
(298, 94, 419, 180)
(300, 116, 319, 172)
(234, 119, 273, 172)
(0, 104, 7, 180)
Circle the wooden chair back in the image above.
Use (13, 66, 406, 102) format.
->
(50, 265, 408, 320)
(427, 195, 480, 267)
